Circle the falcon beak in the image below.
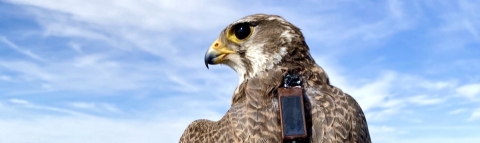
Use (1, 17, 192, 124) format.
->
(204, 38, 235, 69)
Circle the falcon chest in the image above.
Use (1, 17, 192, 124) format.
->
(229, 72, 308, 142)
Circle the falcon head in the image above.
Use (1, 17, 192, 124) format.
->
(204, 14, 314, 83)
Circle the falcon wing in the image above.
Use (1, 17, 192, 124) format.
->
(305, 65, 371, 143)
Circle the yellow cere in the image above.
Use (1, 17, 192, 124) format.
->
(211, 39, 235, 54)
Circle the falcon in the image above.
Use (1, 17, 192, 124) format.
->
(179, 14, 371, 143)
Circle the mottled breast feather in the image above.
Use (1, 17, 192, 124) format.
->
(179, 65, 371, 142)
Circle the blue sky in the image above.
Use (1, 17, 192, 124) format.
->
(0, 0, 479, 142)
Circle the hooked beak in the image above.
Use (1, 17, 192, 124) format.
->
(204, 38, 235, 69)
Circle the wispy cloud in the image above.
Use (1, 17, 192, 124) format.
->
(0, 97, 224, 143)
(67, 102, 121, 113)
(0, 114, 189, 143)
(7, 98, 89, 116)
(468, 108, 480, 121)
(0, 35, 44, 61)
(407, 95, 445, 105)
(456, 83, 480, 100)
(449, 108, 468, 115)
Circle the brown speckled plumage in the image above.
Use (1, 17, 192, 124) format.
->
(180, 14, 371, 143)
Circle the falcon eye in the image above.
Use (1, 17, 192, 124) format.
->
(233, 23, 251, 40)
